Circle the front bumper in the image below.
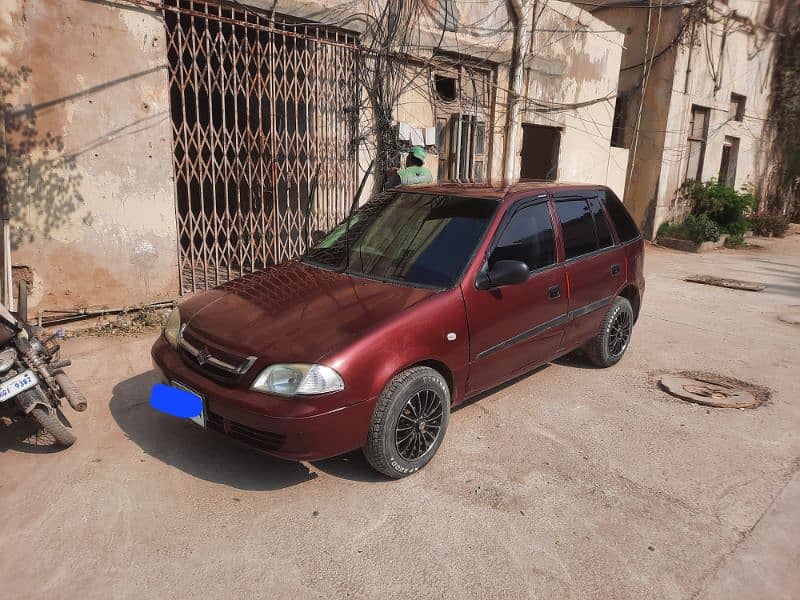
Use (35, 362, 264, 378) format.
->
(151, 336, 376, 461)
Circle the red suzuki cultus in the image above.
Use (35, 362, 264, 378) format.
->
(151, 182, 644, 478)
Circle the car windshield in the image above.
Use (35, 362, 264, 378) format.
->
(303, 192, 498, 289)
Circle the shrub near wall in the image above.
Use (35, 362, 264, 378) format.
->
(749, 212, 790, 237)
(657, 180, 759, 249)
(684, 180, 757, 235)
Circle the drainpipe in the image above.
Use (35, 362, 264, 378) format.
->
(503, 0, 533, 187)
(0, 111, 11, 310)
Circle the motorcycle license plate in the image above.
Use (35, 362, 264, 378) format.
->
(0, 370, 40, 402)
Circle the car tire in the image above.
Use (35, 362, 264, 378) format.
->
(584, 296, 634, 368)
(363, 366, 450, 479)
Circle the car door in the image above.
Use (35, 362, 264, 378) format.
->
(462, 195, 569, 395)
(553, 191, 626, 348)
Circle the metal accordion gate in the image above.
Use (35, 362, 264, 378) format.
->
(163, 0, 359, 294)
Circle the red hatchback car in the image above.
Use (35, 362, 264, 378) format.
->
(151, 182, 644, 478)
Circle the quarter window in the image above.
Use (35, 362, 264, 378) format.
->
(490, 201, 556, 271)
(555, 199, 598, 259)
(601, 190, 640, 242)
(590, 198, 614, 248)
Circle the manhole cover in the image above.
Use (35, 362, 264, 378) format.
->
(659, 375, 758, 408)
(685, 275, 766, 292)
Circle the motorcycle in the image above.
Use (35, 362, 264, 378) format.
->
(0, 282, 86, 446)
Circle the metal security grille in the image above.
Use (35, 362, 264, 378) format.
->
(163, 0, 359, 293)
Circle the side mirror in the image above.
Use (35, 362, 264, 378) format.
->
(475, 260, 529, 290)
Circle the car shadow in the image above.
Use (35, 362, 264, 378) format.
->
(552, 350, 602, 370)
(110, 371, 317, 491)
(311, 450, 388, 483)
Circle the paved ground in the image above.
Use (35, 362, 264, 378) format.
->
(2, 232, 799, 599)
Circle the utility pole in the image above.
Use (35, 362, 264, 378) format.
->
(0, 110, 12, 309)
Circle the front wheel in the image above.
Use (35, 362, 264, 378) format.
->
(30, 405, 76, 447)
(584, 296, 634, 367)
(363, 366, 450, 478)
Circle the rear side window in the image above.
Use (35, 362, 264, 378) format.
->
(555, 199, 597, 259)
(601, 190, 640, 242)
(589, 198, 614, 249)
(490, 201, 556, 271)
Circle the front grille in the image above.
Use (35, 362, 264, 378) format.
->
(206, 410, 286, 452)
(178, 325, 256, 384)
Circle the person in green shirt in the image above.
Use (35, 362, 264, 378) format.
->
(385, 146, 433, 189)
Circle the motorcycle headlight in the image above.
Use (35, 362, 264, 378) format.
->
(163, 307, 181, 349)
(251, 364, 345, 396)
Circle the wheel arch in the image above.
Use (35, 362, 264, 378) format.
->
(401, 359, 456, 403)
(618, 284, 641, 322)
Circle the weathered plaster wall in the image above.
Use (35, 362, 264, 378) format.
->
(524, 1, 627, 196)
(597, 0, 774, 235)
(598, 5, 683, 230)
(2, 0, 178, 313)
(2, 0, 626, 310)
(655, 0, 774, 231)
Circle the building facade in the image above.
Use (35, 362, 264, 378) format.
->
(596, 0, 776, 236)
(1, 0, 627, 312)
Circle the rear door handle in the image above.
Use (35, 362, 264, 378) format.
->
(548, 285, 561, 299)
(611, 264, 622, 276)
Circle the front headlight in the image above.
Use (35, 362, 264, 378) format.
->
(163, 307, 181, 349)
(251, 363, 345, 396)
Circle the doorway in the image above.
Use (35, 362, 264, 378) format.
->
(520, 124, 561, 181)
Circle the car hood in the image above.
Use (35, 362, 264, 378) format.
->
(182, 261, 437, 363)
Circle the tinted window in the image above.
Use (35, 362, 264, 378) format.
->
(304, 192, 497, 288)
(555, 199, 597, 259)
(490, 201, 555, 271)
(590, 198, 614, 248)
(602, 190, 640, 242)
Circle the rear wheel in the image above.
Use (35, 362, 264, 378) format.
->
(584, 296, 634, 367)
(363, 366, 450, 478)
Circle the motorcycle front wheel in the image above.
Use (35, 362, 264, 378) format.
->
(30, 405, 76, 447)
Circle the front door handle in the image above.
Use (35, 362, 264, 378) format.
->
(611, 263, 622, 276)
(548, 284, 561, 299)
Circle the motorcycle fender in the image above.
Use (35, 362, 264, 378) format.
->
(16, 387, 49, 415)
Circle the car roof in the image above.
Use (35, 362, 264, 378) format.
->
(396, 181, 608, 202)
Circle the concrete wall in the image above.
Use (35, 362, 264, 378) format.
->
(597, 0, 775, 235)
(2, 0, 625, 312)
(1, 0, 178, 314)
(654, 0, 774, 231)
(524, 1, 627, 196)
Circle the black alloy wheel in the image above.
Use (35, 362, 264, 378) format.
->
(607, 308, 632, 358)
(584, 296, 635, 368)
(395, 389, 444, 461)
(363, 366, 451, 478)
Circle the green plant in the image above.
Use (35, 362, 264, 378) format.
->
(684, 213, 722, 243)
(749, 212, 790, 237)
(724, 218, 750, 236)
(657, 214, 721, 244)
(724, 233, 746, 248)
(682, 180, 757, 229)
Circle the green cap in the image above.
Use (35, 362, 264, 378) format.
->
(409, 146, 426, 161)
